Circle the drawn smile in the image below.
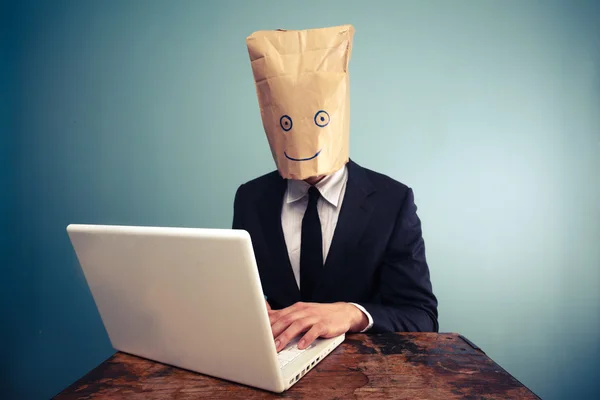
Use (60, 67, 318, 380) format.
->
(284, 150, 322, 161)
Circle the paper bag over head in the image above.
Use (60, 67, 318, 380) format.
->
(246, 25, 355, 180)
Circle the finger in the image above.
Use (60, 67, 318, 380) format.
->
(267, 308, 281, 325)
(268, 309, 280, 323)
(265, 300, 271, 311)
(269, 302, 307, 325)
(298, 323, 327, 350)
(271, 310, 309, 338)
(275, 318, 315, 352)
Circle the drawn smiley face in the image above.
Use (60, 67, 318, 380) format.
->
(281, 110, 330, 161)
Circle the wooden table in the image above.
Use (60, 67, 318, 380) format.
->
(55, 333, 539, 399)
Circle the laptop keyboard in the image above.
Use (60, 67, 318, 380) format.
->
(277, 337, 314, 368)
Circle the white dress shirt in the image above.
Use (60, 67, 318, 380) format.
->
(281, 165, 374, 332)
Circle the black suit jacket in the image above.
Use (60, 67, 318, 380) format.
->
(232, 160, 438, 332)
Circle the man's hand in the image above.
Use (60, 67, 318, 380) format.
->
(268, 302, 368, 352)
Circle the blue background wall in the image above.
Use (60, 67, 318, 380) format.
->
(2, 0, 21, 392)
(3, 1, 599, 399)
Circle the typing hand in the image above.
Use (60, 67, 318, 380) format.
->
(268, 302, 368, 352)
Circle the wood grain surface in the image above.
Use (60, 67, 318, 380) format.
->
(54, 333, 539, 399)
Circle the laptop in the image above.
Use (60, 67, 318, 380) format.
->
(66, 224, 345, 392)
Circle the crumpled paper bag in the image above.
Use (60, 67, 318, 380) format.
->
(246, 25, 355, 180)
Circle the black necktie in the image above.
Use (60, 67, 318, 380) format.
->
(300, 186, 323, 302)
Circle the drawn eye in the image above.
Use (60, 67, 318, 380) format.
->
(314, 110, 330, 127)
(280, 115, 293, 131)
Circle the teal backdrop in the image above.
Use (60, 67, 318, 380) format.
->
(2, 1, 599, 399)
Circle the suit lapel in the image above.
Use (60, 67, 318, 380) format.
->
(257, 175, 301, 306)
(314, 160, 376, 300)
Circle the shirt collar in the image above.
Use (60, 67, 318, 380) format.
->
(285, 165, 348, 208)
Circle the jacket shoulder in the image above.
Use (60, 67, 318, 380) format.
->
(352, 161, 411, 197)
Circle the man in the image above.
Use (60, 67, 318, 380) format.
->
(234, 25, 437, 353)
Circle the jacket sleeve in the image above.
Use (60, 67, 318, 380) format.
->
(232, 184, 246, 230)
(357, 188, 438, 332)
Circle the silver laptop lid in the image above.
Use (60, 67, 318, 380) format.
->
(67, 224, 284, 392)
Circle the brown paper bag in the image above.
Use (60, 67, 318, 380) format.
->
(246, 25, 355, 180)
